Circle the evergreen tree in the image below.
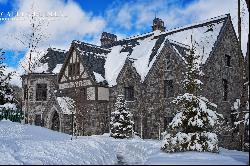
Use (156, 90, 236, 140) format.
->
(161, 40, 222, 153)
(231, 99, 249, 151)
(0, 49, 22, 122)
(110, 95, 134, 139)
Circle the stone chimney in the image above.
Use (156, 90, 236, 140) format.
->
(100, 32, 117, 47)
(152, 17, 166, 32)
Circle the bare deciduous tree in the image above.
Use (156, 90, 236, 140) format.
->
(13, 2, 50, 124)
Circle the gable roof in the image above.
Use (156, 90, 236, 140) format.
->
(161, 14, 229, 64)
(102, 14, 229, 86)
(36, 14, 230, 88)
(32, 48, 68, 74)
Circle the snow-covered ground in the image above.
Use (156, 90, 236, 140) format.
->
(0, 120, 249, 165)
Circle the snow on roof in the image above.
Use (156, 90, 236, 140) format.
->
(32, 62, 49, 73)
(160, 14, 228, 64)
(51, 48, 67, 53)
(52, 64, 63, 74)
(30, 14, 228, 88)
(130, 35, 159, 81)
(56, 97, 75, 115)
(104, 45, 128, 86)
(93, 71, 105, 83)
(166, 20, 225, 64)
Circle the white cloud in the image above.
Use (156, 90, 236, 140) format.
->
(0, 0, 106, 51)
(3, 65, 23, 87)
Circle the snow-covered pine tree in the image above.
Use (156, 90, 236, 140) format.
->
(0, 49, 22, 122)
(110, 95, 134, 139)
(161, 39, 222, 153)
(231, 98, 249, 151)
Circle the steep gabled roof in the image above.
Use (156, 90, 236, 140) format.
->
(73, 40, 110, 85)
(32, 48, 68, 74)
(102, 14, 229, 86)
(160, 14, 229, 64)
(34, 14, 230, 88)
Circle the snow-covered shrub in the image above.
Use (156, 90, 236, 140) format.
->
(110, 95, 134, 139)
(161, 41, 221, 153)
(0, 49, 22, 122)
(231, 98, 249, 151)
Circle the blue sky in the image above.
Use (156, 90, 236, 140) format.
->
(0, 0, 249, 70)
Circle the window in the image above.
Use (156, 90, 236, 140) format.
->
(24, 85, 28, 100)
(68, 63, 80, 76)
(222, 79, 228, 101)
(68, 64, 73, 76)
(166, 59, 172, 70)
(80, 88, 86, 101)
(72, 63, 76, 76)
(164, 117, 173, 130)
(36, 84, 47, 101)
(164, 80, 174, 98)
(125, 86, 134, 101)
(225, 54, 231, 67)
(76, 62, 80, 75)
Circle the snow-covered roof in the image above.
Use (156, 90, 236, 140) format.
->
(102, 14, 228, 86)
(34, 14, 229, 88)
(56, 97, 75, 115)
(93, 71, 106, 83)
(30, 48, 68, 74)
(52, 64, 63, 74)
(161, 14, 228, 64)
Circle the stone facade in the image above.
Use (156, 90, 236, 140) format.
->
(21, 14, 248, 150)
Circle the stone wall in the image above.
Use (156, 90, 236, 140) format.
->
(201, 19, 245, 150)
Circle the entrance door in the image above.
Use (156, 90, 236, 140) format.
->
(51, 111, 60, 131)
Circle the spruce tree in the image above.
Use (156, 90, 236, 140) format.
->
(0, 49, 22, 122)
(110, 95, 134, 139)
(161, 40, 221, 153)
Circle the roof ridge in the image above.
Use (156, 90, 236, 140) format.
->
(72, 40, 110, 51)
(168, 39, 190, 49)
(48, 47, 67, 53)
(120, 31, 154, 41)
(161, 14, 229, 36)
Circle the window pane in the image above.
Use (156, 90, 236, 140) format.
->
(164, 80, 174, 98)
(68, 64, 72, 76)
(36, 84, 47, 101)
(125, 86, 134, 101)
(225, 54, 231, 67)
(222, 79, 228, 101)
(76, 62, 80, 75)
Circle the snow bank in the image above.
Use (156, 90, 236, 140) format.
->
(0, 121, 248, 165)
(145, 149, 248, 165)
(0, 120, 117, 165)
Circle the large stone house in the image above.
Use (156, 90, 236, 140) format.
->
(21, 14, 248, 149)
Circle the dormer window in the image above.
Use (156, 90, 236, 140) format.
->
(225, 54, 231, 67)
(125, 86, 134, 101)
